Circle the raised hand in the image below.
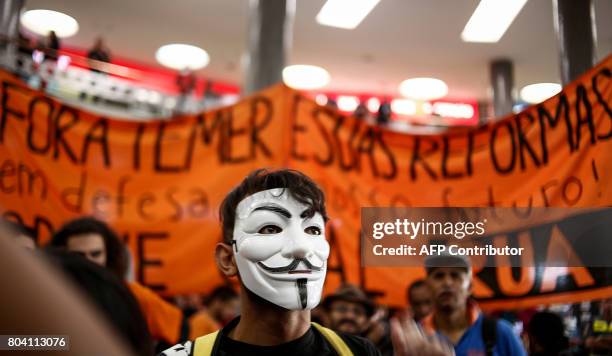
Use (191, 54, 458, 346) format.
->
(390, 312, 454, 356)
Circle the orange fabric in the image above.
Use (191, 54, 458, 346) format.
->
(128, 281, 182, 344)
(0, 55, 611, 308)
(188, 309, 220, 340)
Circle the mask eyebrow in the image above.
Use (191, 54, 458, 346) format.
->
(300, 207, 317, 219)
(252, 205, 292, 218)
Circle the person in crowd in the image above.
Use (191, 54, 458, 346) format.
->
(176, 293, 206, 319)
(203, 286, 240, 326)
(87, 37, 112, 73)
(311, 304, 331, 327)
(585, 298, 612, 356)
(526, 311, 572, 356)
(186, 286, 241, 341)
(183, 287, 240, 341)
(353, 102, 369, 121)
(326, 98, 338, 110)
(323, 284, 395, 356)
(45, 30, 60, 60)
(365, 307, 395, 356)
(2, 219, 36, 250)
(392, 253, 526, 356)
(162, 169, 384, 355)
(0, 227, 133, 355)
(49, 216, 186, 347)
(188, 305, 220, 342)
(175, 68, 197, 115)
(406, 279, 433, 323)
(323, 284, 375, 335)
(45, 249, 154, 356)
(50, 216, 127, 278)
(376, 99, 391, 125)
(17, 30, 34, 57)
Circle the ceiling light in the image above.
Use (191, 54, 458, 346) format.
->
(461, 0, 528, 43)
(391, 99, 417, 116)
(282, 65, 330, 90)
(399, 78, 448, 101)
(220, 94, 239, 106)
(155, 44, 210, 70)
(21, 9, 79, 38)
(135, 89, 149, 102)
(520, 83, 562, 104)
(147, 91, 162, 105)
(56, 55, 71, 71)
(337, 95, 359, 112)
(432, 102, 475, 119)
(367, 97, 380, 112)
(315, 94, 328, 106)
(316, 0, 381, 30)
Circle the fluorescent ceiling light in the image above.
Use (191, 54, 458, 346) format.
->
(155, 44, 209, 70)
(283, 65, 330, 90)
(520, 83, 562, 104)
(399, 77, 448, 101)
(461, 0, 528, 43)
(432, 102, 475, 119)
(337, 95, 359, 111)
(391, 99, 417, 116)
(316, 0, 381, 30)
(367, 97, 380, 112)
(21, 9, 79, 38)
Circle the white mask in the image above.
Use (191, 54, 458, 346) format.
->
(232, 188, 329, 310)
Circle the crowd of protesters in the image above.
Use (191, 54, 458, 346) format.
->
(2, 202, 610, 354)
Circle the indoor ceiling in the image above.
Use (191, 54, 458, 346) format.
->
(24, 0, 612, 101)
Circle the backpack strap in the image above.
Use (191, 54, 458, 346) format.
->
(481, 317, 497, 356)
(312, 322, 354, 356)
(193, 323, 354, 356)
(193, 330, 220, 356)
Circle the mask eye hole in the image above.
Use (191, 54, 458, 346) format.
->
(258, 225, 282, 234)
(304, 226, 322, 235)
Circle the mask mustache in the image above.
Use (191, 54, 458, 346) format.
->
(257, 258, 323, 273)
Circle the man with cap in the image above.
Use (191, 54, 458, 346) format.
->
(324, 284, 399, 356)
(392, 251, 526, 356)
(323, 284, 376, 336)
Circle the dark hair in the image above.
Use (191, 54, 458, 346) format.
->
(49, 217, 127, 279)
(528, 311, 569, 355)
(219, 169, 328, 244)
(204, 286, 238, 306)
(45, 249, 154, 356)
(406, 279, 427, 301)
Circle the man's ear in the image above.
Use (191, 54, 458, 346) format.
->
(215, 242, 238, 277)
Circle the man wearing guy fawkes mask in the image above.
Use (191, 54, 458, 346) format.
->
(162, 169, 381, 356)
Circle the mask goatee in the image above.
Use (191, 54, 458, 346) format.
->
(297, 278, 308, 309)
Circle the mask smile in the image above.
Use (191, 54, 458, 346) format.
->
(256, 259, 326, 281)
(257, 258, 323, 273)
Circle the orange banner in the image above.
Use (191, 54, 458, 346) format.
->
(1, 55, 611, 309)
